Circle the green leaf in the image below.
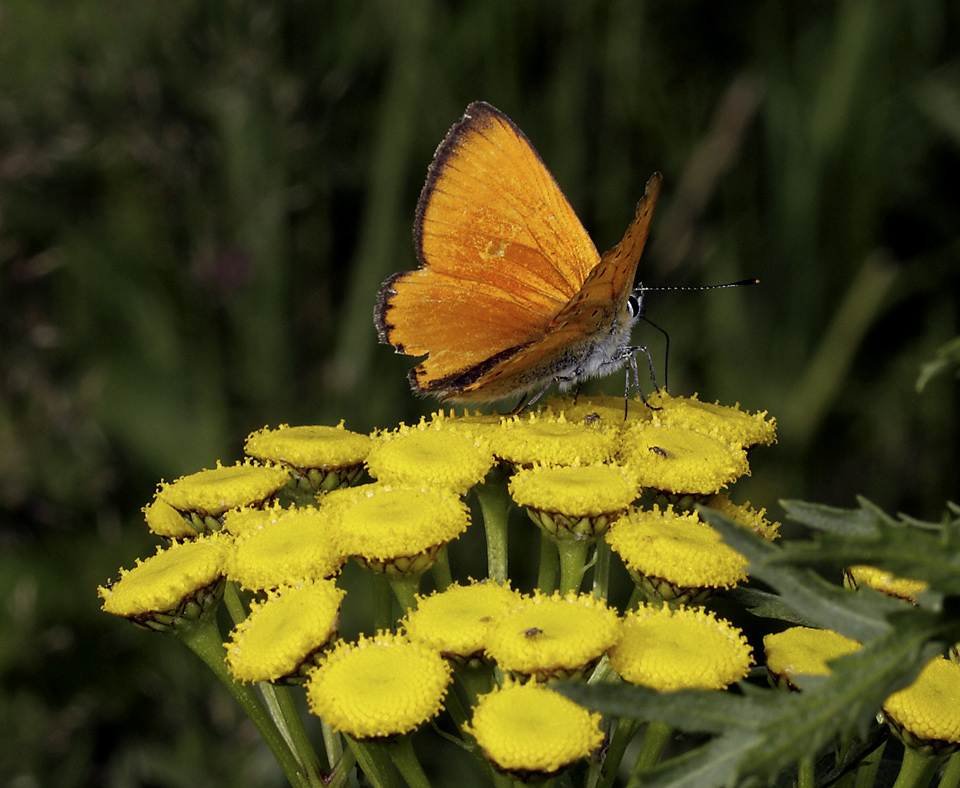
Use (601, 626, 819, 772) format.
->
(916, 336, 960, 393)
(561, 615, 943, 788)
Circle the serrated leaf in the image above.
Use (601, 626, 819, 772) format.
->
(700, 508, 899, 641)
(779, 498, 890, 537)
(561, 616, 944, 788)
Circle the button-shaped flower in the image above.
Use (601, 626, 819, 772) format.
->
(225, 580, 345, 684)
(305, 633, 452, 739)
(326, 484, 470, 577)
(607, 506, 748, 603)
(403, 581, 523, 662)
(244, 423, 371, 496)
(763, 626, 862, 690)
(98, 534, 229, 631)
(465, 681, 603, 778)
(508, 462, 640, 541)
(610, 603, 752, 690)
(490, 412, 620, 467)
(485, 591, 621, 682)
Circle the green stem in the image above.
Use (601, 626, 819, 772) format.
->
(537, 530, 558, 593)
(271, 684, 327, 784)
(596, 718, 642, 788)
(346, 736, 402, 788)
(389, 574, 421, 616)
(223, 580, 248, 625)
(892, 746, 942, 788)
(853, 739, 886, 788)
(326, 744, 358, 788)
(373, 572, 394, 632)
(797, 755, 815, 788)
(385, 736, 432, 788)
(557, 538, 589, 595)
(939, 749, 960, 788)
(592, 539, 611, 600)
(627, 721, 673, 788)
(176, 614, 310, 788)
(455, 662, 495, 710)
(432, 546, 453, 591)
(473, 472, 511, 583)
(322, 720, 347, 782)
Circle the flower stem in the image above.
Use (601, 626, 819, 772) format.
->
(797, 755, 815, 788)
(938, 750, 960, 788)
(627, 721, 673, 788)
(432, 546, 453, 591)
(853, 739, 885, 788)
(346, 736, 402, 788)
(595, 717, 641, 788)
(389, 574, 421, 615)
(537, 531, 558, 593)
(557, 537, 589, 595)
(473, 472, 510, 583)
(892, 747, 942, 788)
(373, 572, 394, 631)
(385, 736, 432, 788)
(592, 539, 611, 600)
(175, 613, 311, 788)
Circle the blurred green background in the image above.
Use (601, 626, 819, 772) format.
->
(1, 0, 957, 785)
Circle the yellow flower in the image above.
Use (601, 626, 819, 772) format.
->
(490, 412, 619, 467)
(485, 591, 622, 681)
(225, 580, 346, 684)
(619, 423, 750, 495)
(646, 390, 777, 449)
(883, 657, 960, 752)
(228, 506, 345, 591)
(244, 423, 370, 495)
(609, 603, 753, 690)
(508, 463, 640, 541)
(703, 494, 781, 540)
(98, 534, 229, 629)
(305, 633, 452, 739)
(544, 394, 654, 429)
(845, 565, 928, 604)
(763, 626, 861, 689)
(403, 581, 523, 662)
(156, 461, 290, 532)
(465, 681, 603, 777)
(143, 498, 198, 540)
(366, 425, 495, 493)
(606, 506, 748, 603)
(326, 484, 470, 577)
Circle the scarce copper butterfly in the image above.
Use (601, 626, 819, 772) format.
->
(375, 101, 662, 408)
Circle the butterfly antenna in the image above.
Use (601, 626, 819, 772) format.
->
(640, 316, 670, 390)
(636, 278, 760, 294)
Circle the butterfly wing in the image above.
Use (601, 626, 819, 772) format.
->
(375, 101, 601, 395)
(451, 172, 663, 400)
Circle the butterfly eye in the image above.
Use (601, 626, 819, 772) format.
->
(627, 292, 643, 319)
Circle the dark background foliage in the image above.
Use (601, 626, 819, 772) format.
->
(1, 1, 957, 785)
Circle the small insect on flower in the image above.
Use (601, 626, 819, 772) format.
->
(650, 446, 673, 458)
(525, 628, 543, 638)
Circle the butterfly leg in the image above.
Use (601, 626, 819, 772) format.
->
(507, 392, 533, 416)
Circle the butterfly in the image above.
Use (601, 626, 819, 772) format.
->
(375, 101, 662, 408)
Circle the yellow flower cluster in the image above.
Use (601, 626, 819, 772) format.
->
(99, 392, 780, 778)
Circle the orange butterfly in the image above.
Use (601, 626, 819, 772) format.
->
(375, 101, 662, 408)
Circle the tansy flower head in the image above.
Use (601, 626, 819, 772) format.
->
(326, 484, 470, 577)
(490, 412, 619, 468)
(221, 501, 286, 539)
(426, 408, 508, 444)
(464, 681, 603, 778)
(606, 506, 748, 603)
(403, 581, 523, 663)
(619, 422, 750, 496)
(882, 657, 960, 754)
(844, 565, 928, 604)
(305, 632, 452, 740)
(646, 390, 777, 450)
(143, 498, 198, 541)
(485, 590, 622, 682)
(508, 462, 641, 541)
(366, 424, 495, 493)
(225, 580, 346, 684)
(244, 423, 370, 496)
(609, 603, 753, 690)
(228, 506, 345, 591)
(763, 626, 861, 690)
(98, 534, 229, 630)
(703, 495, 781, 540)
(156, 461, 290, 533)
(544, 394, 653, 429)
